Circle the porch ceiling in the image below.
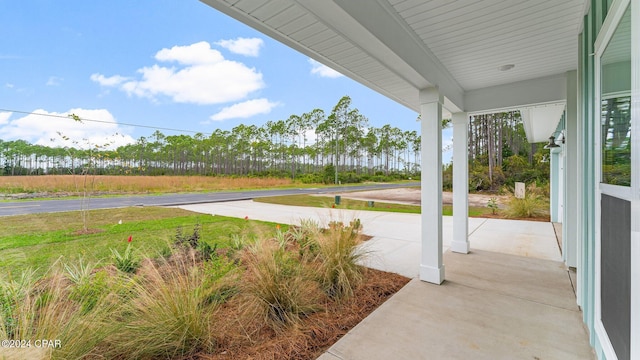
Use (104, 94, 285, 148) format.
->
(201, 0, 586, 133)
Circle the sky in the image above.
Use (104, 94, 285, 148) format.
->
(0, 1, 451, 160)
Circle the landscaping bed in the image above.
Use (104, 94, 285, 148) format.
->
(0, 208, 409, 360)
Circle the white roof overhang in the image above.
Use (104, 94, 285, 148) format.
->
(200, 0, 585, 141)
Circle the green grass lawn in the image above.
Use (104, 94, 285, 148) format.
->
(0, 207, 281, 277)
(254, 194, 493, 217)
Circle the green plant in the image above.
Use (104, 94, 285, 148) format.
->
(242, 239, 320, 330)
(111, 244, 140, 274)
(64, 257, 111, 314)
(314, 220, 367, 300)
(230, 233, 246, 250)
(299, 219, 321, 235)
(0, 266, 121, 360)
(291, 219, 322, 257)
(175, 223, 202, 249)
(202, 256, 239, 306)
(157, 244, 173, 260)
(0, 269, 38, 340)
(274, 227, 288, 250)
(487, 197, 499, 215)
(68, 270, 111, 314)
(63, 256, 99, 285)
(505, 184, 548, 218)
(198, 241, 218, 260)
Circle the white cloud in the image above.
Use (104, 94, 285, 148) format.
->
(209, 98, 279, 122)
(46, 76, 63, 86)
(155, 41, 224, 65)
(0, 109, 135, 150)
(0, 112, 10, 125)
(5, 83, 14, 88)
(309, 58, 343, 78)
(92, 41, 264, 105)
(90, 73, 128, 87)
(216, 37, 264, 57)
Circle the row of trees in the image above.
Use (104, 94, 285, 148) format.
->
(457, 111, 549, 191)
(1, 97, 549, 189)
(1, 97, 421, 182)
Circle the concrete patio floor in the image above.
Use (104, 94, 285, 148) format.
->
(177, 200, 594, 359)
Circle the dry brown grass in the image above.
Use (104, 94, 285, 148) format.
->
(0, 175, 294, 196)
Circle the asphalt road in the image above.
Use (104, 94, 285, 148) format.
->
(0, 182, 419, 217)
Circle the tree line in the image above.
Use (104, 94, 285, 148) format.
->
(448, 111, 550, 191)
(1, 96, 420, 183)
(1, 96, 549, 189)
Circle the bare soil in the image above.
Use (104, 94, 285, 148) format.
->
(200, 268, 409, 360)
(330, 188, 511, 208)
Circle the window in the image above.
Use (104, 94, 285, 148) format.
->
(600, 6, 631, 186)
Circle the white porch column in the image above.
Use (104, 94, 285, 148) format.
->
(419, 87, 445, 284)
(451, 112, 469, 253)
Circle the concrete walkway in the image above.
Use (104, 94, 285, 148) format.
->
(177, 200, 594, 359)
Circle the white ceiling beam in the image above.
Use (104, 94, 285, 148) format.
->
(464, 73, 568, 114)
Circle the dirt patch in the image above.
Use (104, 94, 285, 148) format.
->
(202, 268, 409, 360)
(325, 188, 510, 208)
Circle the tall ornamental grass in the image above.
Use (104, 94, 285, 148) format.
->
(0, 265, 121, 360)
(313, 220, 367, 300)
(241, 239, 321, 330)
(105, 250, 220, 359)
(505, 183, 549, 218)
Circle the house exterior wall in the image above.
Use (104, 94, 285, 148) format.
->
(577, 0, 638, 358)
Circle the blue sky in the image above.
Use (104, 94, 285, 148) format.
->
(1, 1, 450, 158)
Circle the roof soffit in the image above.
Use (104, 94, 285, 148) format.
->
(201, 0, 586, 117)
(200, 0, 424, 111)
(328, 0, 464, 110)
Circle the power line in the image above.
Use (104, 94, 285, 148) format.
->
(0, 108, 210, 136)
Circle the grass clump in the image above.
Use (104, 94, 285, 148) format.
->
(105, 250, 222, 359)
(241, 239, 321, 330)
(505, 184, 549, 218)
(0, 265, 121, 360)
(64, 257, 111, 314)
(313, 220, 367, 300)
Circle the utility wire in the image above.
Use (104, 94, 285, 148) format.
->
(0, 108, 210, 136)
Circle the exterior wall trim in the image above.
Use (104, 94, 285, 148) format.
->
(594, 0, 632, 358)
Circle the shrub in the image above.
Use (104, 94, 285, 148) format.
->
(338, 172, 361, 184)
(175, 223, 217, 259)
(241, 239, 320, 330)
(175, 223, 202, 249)
(487, 197, 499, 215)
(297, 173, 322, 184)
